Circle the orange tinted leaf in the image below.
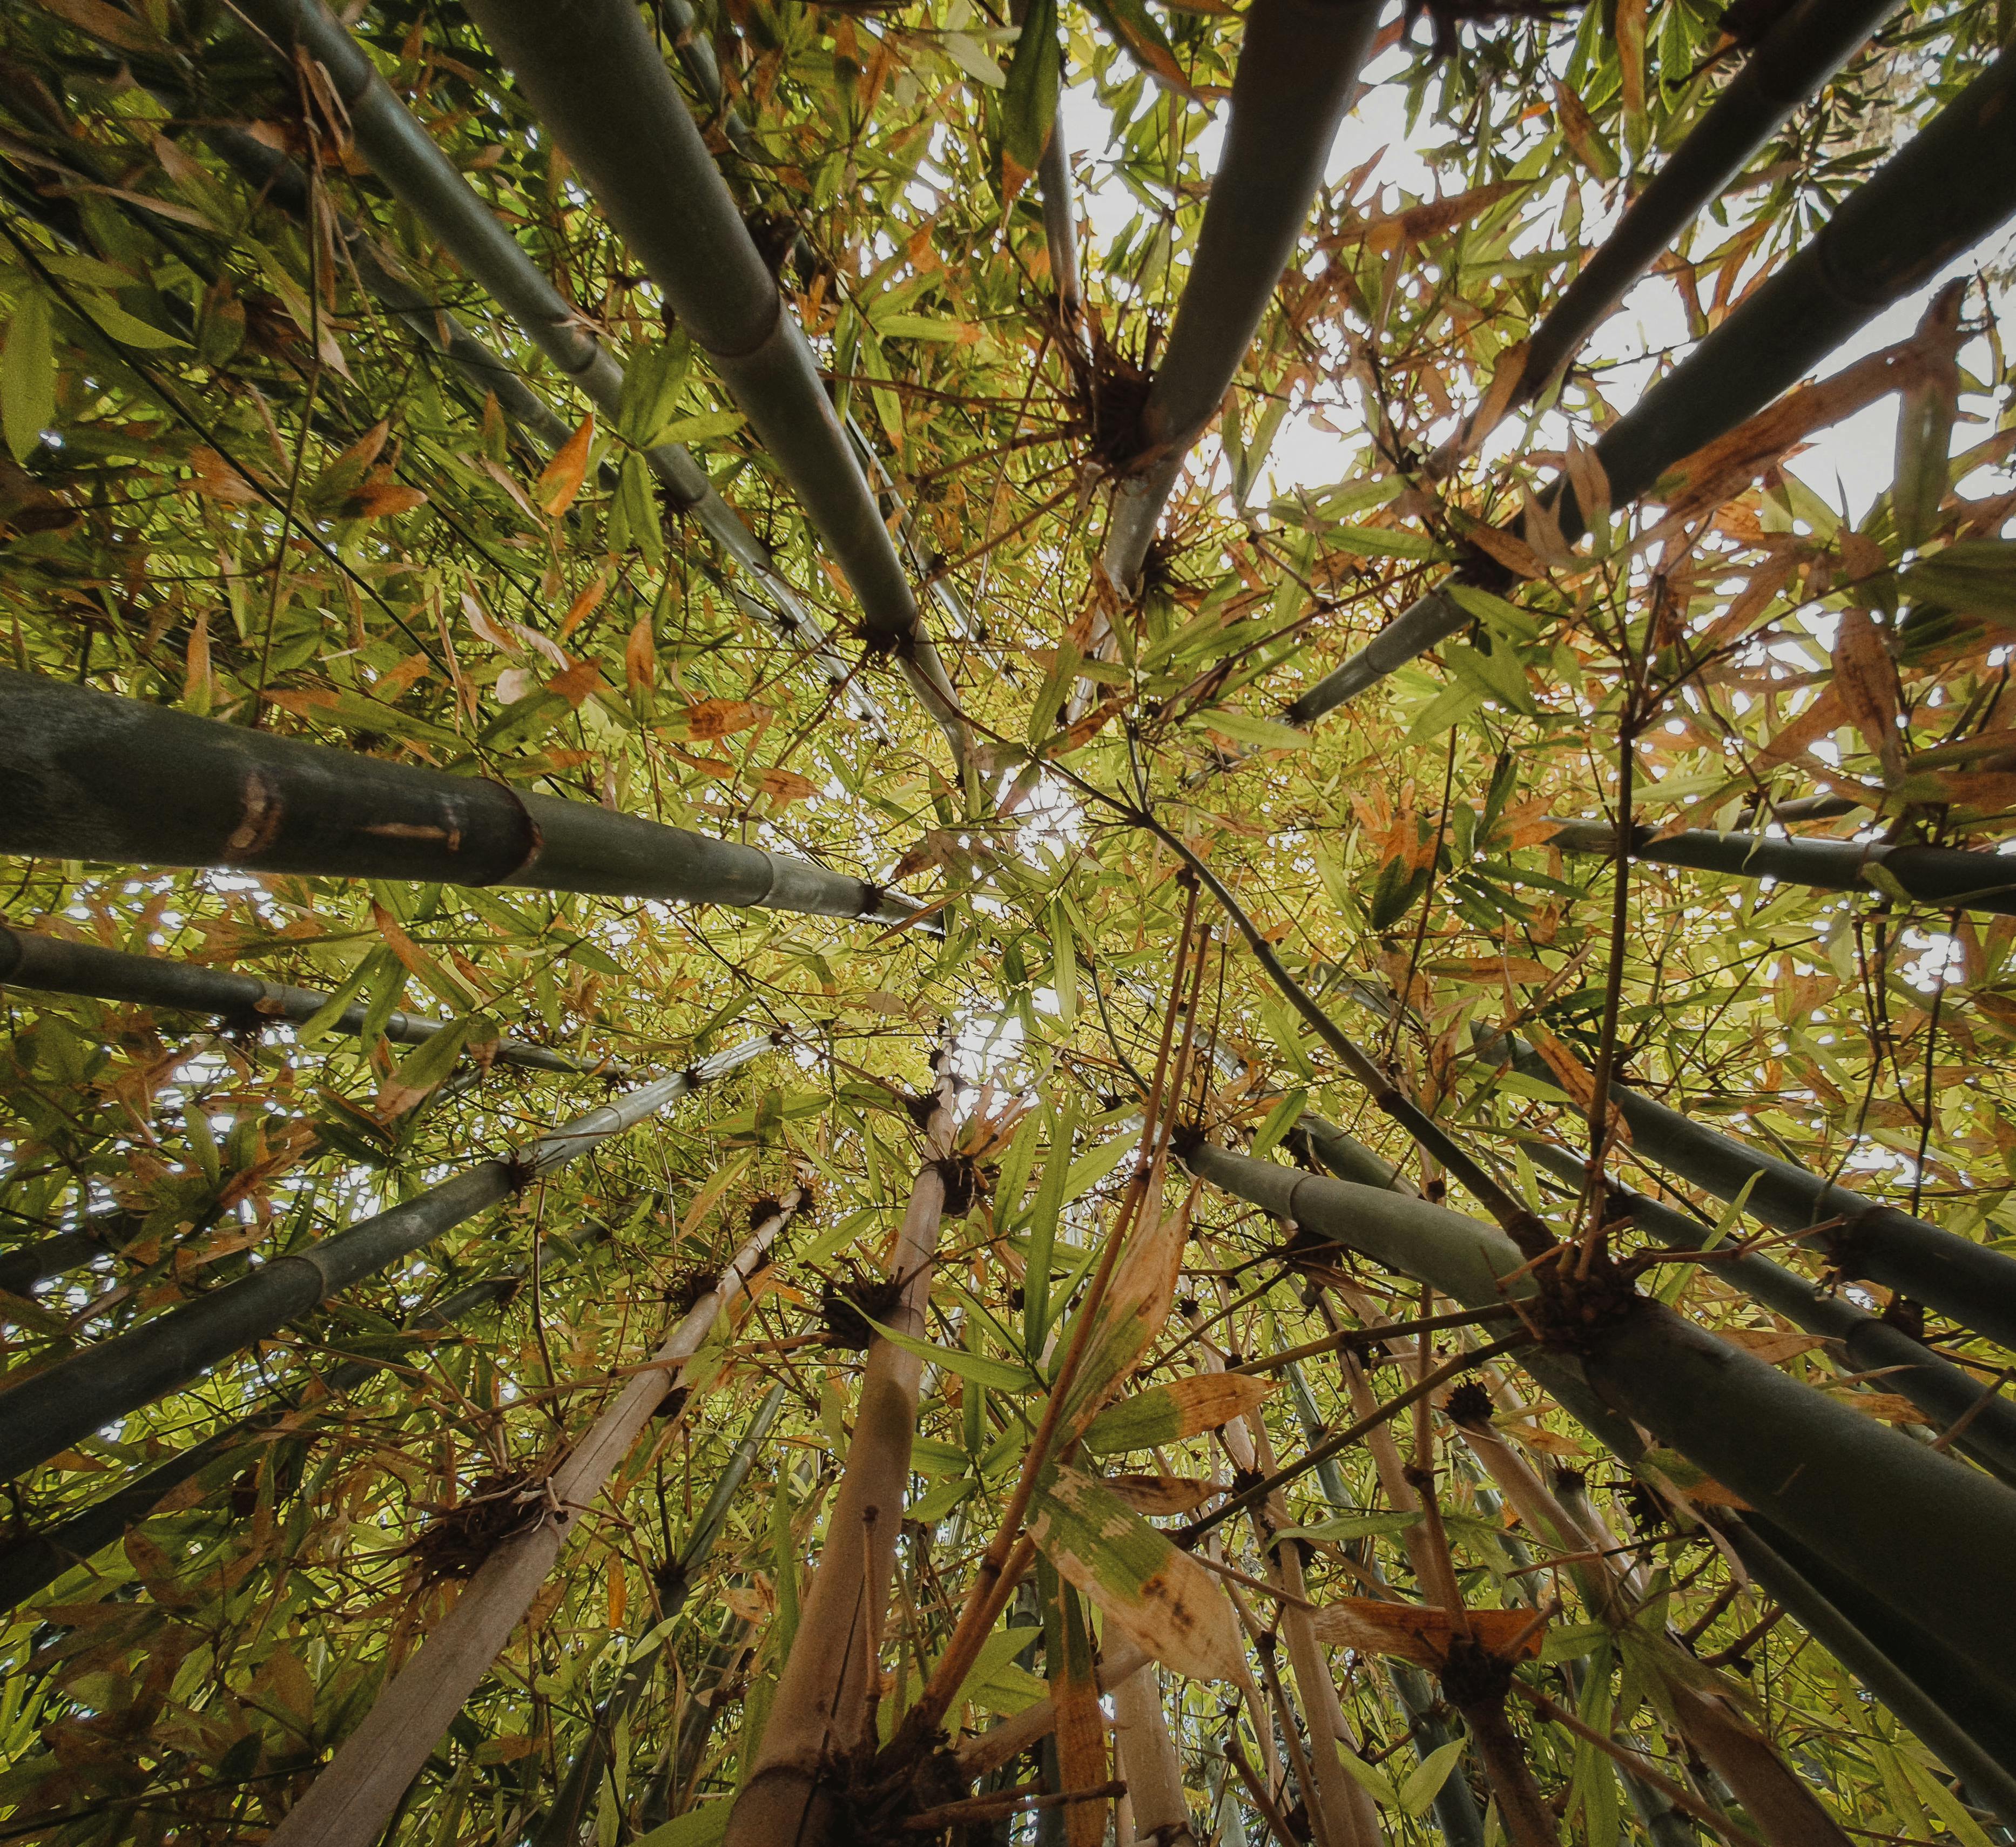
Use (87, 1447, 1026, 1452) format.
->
(536, 413, 595, 517)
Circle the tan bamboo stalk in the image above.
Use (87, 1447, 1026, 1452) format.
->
(267, 1190, 802, 1847)
(1110, 1673, 1197, 1847)
(1206, 1298, 1383, 1847)
(724, 1081, 956, 1846)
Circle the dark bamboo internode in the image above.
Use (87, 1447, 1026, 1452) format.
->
(1471, 1023, 2016, 1350)
(1101, 0, 1381, 596)
(1289, 44, 2016, 724)
(1479, 0, 1903, 433)
(0, 1038, 774, 1483)
(0, 673, 910, 922)
(1547, 819, 2016, 916)
(0, 925, 589, 1071)
(456, 0, 967, 750)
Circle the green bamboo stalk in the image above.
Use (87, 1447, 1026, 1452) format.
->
(0, 1268, 525, 1613)
(226, 0, 895, 743)
(0, 1208, 143, 1298)
(1184, 1142, 2016, 1703)
(1547, 819, 2016, 918)
(0, 673, 911, 924)
(1493, 0, 1903, 424)
(528, 1380, 789, 1847)
(1287, 44, 2016, 725)
(0, 925, 587, 1074)
(0, 1037, 775, 1482)
(454, 0, 968, 752)
(1101, 0, 1381, 595)
(1521, 1138, 2016, 1487)
(1471, 1023, 2016, 1350)
(266, 1193, 800, 1847)
(1720, 1514, 2016, 1826)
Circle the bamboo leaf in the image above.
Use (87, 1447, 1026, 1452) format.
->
(861, 1317, 1040, 1391)
(1080, 1373, 1273, 1455)
(3, 290, 53, 464)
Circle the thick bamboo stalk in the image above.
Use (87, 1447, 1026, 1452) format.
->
(1492, 0, 1902, 425)
(1721, 1514, 2016, 1826)
(725, 1086, 954, 1847)
(456, 0, 967, 751)
(1472, 1025, 2016, 1350)
(1523, 1140, 2016, 1486)
(1548, 819, 2016, 917)
(529, 1380, 789, 1847)
(1184, 1144, 2016, 1701)
(0, 674, 909, 924)
(267, 1193, 799, 1847)
(1287, 45, 2016, 724)
(1101, 0, 1379, 595)
(0, 1207, 143, 1297)
(0, 1262, 534, 1614)
(0, 1037, 774, 1481)
(227, 0, 893, 742)
(0, 925, 586, 1073)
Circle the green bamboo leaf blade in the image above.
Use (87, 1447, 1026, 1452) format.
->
(860, 1317, 1041, 1393)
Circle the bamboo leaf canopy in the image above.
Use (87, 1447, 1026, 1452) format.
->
(5, 0, 2016, 1843)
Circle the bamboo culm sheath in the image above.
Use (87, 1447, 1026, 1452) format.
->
(1287, 44, 2016, 724)
(0, 925, 589, 1073)
(0, 1037, 775, 1482)
(0, 674, 909, 924)
(267, 1195, 800, 1847)
(1184, 1142, 2016, 1702)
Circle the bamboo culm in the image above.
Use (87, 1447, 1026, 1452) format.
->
(1287, 44, 2016, 724)
(1499, 0, 1903, 419)
(1101, 0, 1380, 595)
(457, 0, 968, 751)
(1472, 1023, 2016, 1349)
(227, 0, 894, 741)
(1547, 820, 2016, 918)
(528, 1380, 790, 1847)
(0, 1037, 775, 1482)
(0, 674, 911, 924)
(266, 1194, 800, 1847)
(0, 925, 588, 1074)
(1520, 1138, 2016, 1486)
(0, 1267, 525, 1613)
(1183, 1143, 2016, 1703)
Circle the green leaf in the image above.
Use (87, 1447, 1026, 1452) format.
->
(1398, 1739, 1465, 1818)
(657, 409, 746, 446)
(1899, 540, 2016, 621)
(1001, 0, 1061, 178)
(861, 1317, 1040, 1392)
(3, 289, 54, 463)
(617, 339, 690, 448)
(632, 1802, 730, 1847)
(1274, 1509, 1423, 1543)
(1249, 1088, 1307, 1162)
(1197, 708, 1311, 751)
(1080, 1372, 1271, 1454)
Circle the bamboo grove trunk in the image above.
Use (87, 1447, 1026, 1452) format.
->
(724, 1087, 955, 1846)
(0, 675, 908, 922)
(0, 925, 586, 1073)
(1100, 0, 1380, 594)
(268, 1194, 800, 1846)
(0, 1039, 774, 1479)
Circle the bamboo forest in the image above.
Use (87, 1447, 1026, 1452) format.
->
(10, 0, 2016, 1841)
